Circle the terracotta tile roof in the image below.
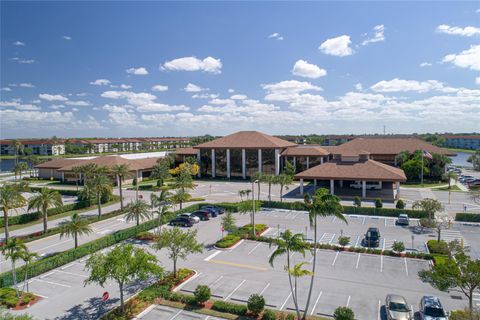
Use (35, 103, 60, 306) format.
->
(175, 147, 199, 155)
(295, 159, 407, 182)
(194, 131, 297, 149)
(35, 158, 87, 169)
(335, 138, 453, 156)
(444, 135, 480, 140)
(0, 139, 64, 145)
(281, 145, 329, 157)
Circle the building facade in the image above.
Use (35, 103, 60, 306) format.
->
(444, 135, 480, 150)
(0, 139, 65, 156)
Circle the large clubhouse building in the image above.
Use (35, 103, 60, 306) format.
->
(176, 131, 453, 199)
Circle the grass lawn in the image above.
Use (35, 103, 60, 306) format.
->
(434, 185, 464, 192)
(446, 148, 476, 154)
(7, 198, 120, 232)
(401, 182, 447, 188)
(432, 254, 448, 265)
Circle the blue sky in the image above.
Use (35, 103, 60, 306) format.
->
(1, 1, 479, 138)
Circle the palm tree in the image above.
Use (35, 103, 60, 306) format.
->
(28, 188, 63, 234)
(0, 185, 27, 242)
(277, 174, 293, 202)
(302, 188, 346, 319)
(87, 174, 112, 217)
(170, 188, 191, 210)
(21, 249, 39, 293)
(151, 190, 172, 234)
(269, 230, 310, 320)
(59, 213, 93, 248)
(1, 237, 27, 297)
(263, 174, 276, 202)
(124, 200, 152, 226)
(287, 261, 314, 316)
(442, 171, 457, 189)
(110, 164, 130, 210)
(14, 162, 29, 181)
(251, 172, 263, 201)
(12, 139, 23, 165)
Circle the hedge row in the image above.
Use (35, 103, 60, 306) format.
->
(455, 213, 480, 223)
(262, 201, 429, 218)
(29, 187, 79, 196)
(0, 203, 200, 288)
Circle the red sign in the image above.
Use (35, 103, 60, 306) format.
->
(221, 226, 224, 232)
(102, 291, 109, 302)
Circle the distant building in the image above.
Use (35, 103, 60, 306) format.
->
(0, 139, 65, 156)
(69, 137, 191, 153)
(444, 135, 480, 150)
(323, 135, 356, 146)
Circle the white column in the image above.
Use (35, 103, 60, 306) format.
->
(330, 179, 335, 195)
(314, 179, 317, 187)
(226, 149, 231, 179)
(242, 149, 246, 179)
(293, 156, 297, 168)
(339, 180, 343, 188)
(300, 179, 304, 195)
(211, 149, 216, 178)
(258, 149, 262, 173)
(61, 172, 65, 182)
(321, 157, 324, 164)
(379, 181, 383, 188)
(396, 182, 400, 199)
(362, 181, 367, 198)
(196, 150, 201, 178)
(306, 157, 310, 169)
(275, 149, 280, 175)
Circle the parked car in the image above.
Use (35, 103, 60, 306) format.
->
(419, 296, 448, 320)
(463, 178, 476, 184)
(200, 207, 219, 217)
(177, 213, 200, 223)
(460, 176, 474, 183)
(363, 227, 381, 247)
(385, 294, 412, 320)
(467, 179, 480, 186)
(191, 210, 211, 221)
(350, 181, 382, 190)
(169, 216, 194, 227)
(201, 205, 225, 215)
(396, 214, 409, 226)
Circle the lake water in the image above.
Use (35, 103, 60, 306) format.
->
(0, 159, 16, 172)
(449, 151, 473, 168)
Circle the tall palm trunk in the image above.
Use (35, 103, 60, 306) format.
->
(12, 261, 19, 298)
(97, 192, 102, 217)
(303, 217, 317, 319)
(118, 175, 124, 210)
(287, 250, 301, 320)
(119, 283, 125, 314)
(3, 208, 9, 242)
(280, 185, 284, 202)
(23, 263, 29, 293)
(268, 183, 272, 202)
(257, 182, 261, 201)
(74, 232, 78, 249)
(42, 204, 48, 234)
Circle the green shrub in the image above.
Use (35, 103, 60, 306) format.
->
(353, 196, 361, 207)
(0, 288, 19, 308)
(450, 308, 480, 320)
(212, 301, 248, 316)
(194, 285, 211, 304)
(338, 236, 350, 247)
(333, 306, 355, 320)
(396, 200, 405, 209)
(392, 241, 405, 253)
(215, 234, 241, 248)
(247, 293, 265, 316)
(374, 199, 383, 208)
(262, 309, 276, 320)
(455, 213, 480, 222)
(427, 240, 449, 255)
(286, 314, 295, 320)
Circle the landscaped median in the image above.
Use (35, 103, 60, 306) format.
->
(215, 224, 268, 249)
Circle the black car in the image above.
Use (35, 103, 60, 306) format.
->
(363, 227, 381, 247)
(200, 206, 218, 217)
(191, 210, 211, 221)
(201, 205, 225, 215)
(169, 216, 194, 227)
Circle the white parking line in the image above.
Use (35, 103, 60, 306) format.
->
(34, 278, 72, 288)
(310, 291, 323, 315)
(56, 270, 88, 278)
(224, 279, 246, 301)
(380, 255, 384, 273)
(332, 216, 337, 223)
(170, 310, 183, 320)
(318, 233, 327, 242)
(248, 243, 262, 255)
(384, 218, 387, 227)
(377, 300, 381, 320)
(280, 292, 292, 310)
(37, 239, 72, 252)
(291, 212, 301, 220)
(204, 250, 222, 261)
(404, 257, 409, 276)
(346, 295, 351, 307)
(332, 251, 339, 266)
(259, 283, 270, 295)
(355, 253, 361, 269)
(354, 235, 360, 247)
(362, 216, 366, 225)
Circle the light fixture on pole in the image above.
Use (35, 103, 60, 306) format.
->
(252, 180, 259, 236)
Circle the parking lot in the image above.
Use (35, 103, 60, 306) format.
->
(138, 305, 224, 320)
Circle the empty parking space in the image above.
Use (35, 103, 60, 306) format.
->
(139, 305, 224, 320)
(314, 292, 350, 317)
(229, 280, 269, 303)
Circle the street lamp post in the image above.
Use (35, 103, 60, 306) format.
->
(252, 180, 259, 237)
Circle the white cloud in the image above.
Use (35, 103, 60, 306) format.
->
(0, 101, 40, 110)
(268, 33, 284, 40)
(65, 100, 91, 106)
(476, 77, 480, 85)
(370, 78, 451, 93)
(184, 83, 205, 92)
(126, 67, 149, 75)
(39, 93, 68, 101)
(1, 87, 12, 92)
(420, 62, 432, 67)
(152, 85, 169, 92)
(101, 90, 188, 113)
(192, 93, 219, 99)
(436, 24, 480, 37)
(162, 56, 222, 74)
(230, 94, 247, 100)
(10, 57, 35, 64)
(361, 25, 385, 46)
(120, 84, 132, 89)
(262, 80, 322, 94)
(0, 110, 74, 125)
(319, 35, 354, 56)
(13, 41, 25, 46)
(50, 105, 65, 110)
(90, 79, 111, 86)
(443, 45, 480, 71)
(292, 60, 327, 79)
(63, 35, 72, 40)
(355, 83, 363, 91)
(19, 83, 35, 88)
(228, 89, 235, 93)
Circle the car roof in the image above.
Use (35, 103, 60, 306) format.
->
(422, 296, 443, 307)
(387, 294, 407, 304)
(368, 227, 379, 231)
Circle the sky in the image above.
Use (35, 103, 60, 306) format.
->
(1, 1, 479, 139)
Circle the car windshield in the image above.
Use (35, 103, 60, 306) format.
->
(367, 231, 378, 237)
(424, 307, 445, 317)
(389, 302, 409, 312)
